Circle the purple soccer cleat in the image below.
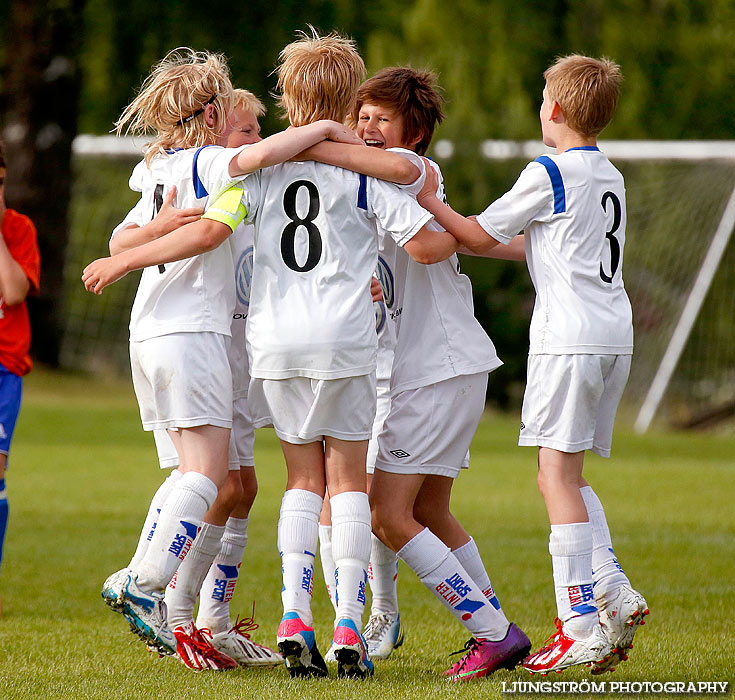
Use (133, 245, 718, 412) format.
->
(446, 622, 531, 682)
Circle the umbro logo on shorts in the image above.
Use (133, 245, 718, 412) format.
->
(520, 421, 526, 431)
(390, 449, 411, 459)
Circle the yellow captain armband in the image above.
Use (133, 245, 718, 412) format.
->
(202, 183, 248, 232)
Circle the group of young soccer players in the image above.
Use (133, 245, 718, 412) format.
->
(82, 27, 648, 682)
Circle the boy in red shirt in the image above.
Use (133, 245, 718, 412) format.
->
(0, 140, 41, 613)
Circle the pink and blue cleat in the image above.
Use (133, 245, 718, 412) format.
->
(332, 618, 374, 679)
(276, 612, 328, 678)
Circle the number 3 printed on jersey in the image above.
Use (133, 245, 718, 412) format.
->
(281, 180, 323, 272)
(600, 191, 621, 283)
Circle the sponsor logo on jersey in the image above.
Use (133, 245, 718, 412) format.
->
(375, 255, 395, 308)
(389, 449, 411, 459)
(435, 572, 485, 620)
(568, 583, 596, 615)
(235, 246, 254, 308)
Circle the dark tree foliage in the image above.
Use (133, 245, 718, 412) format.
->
(0, 0, 86, 366)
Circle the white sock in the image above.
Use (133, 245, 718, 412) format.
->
(134, 471, 218, 593)
(580, 486, 630, 599)
(129, 469, 182, 569)
(398, 528, 509, 640)
(331, 491, 371, 628)
(165, 521, 224, 629)
(453, 537, 509, 626)
(368, 532, 399, 617)
(318, 524, 338, 614)
(197, 517, 249, 634)
(549, 522, 597, 636)
(278, 489, 322, 628)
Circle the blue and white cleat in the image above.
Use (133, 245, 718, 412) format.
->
(363, 612, 404, 660)
(276, 612, 328, 678)
(333, 618, 374, 678)
(120, 572, 177, 656)
(101, 568, 132, 612)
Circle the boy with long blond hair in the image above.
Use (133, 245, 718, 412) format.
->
(89, 46, 362, 663)
(84, 29, 465, 679)
(141, 89, 282, 670)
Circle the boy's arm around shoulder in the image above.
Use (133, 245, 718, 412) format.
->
(295, 141, 420, 185)
(228, 120, 363, 177)
(417, 191, 501, 256)
(84, 183, 248, 294)
(109, 186, 204, 254)
(83, 217, 231, 294)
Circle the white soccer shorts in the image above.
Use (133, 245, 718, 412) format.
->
(248, 373, 377, 444)
(375, 372, 488, 478)
(130, 332, 233, 431)
(366, 377, 391, 475)
(519, 353, 631, 457)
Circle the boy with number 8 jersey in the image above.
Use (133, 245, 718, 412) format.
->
(83, 30, 462, 679)
(418, 55, 648, 676)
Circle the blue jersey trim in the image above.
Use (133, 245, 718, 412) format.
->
(357, 174, 368, 210)
(192, 145, 215, 198)
(535, 155, 566, 214)
(566, 146, 600, 152)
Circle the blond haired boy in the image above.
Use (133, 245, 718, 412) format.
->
(84, 29, 464, 679)
(142, 89, 281, 670)
(84, 47, 361, 663)
(418, 55, 648, 676)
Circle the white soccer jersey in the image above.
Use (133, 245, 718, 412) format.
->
(229, 222, 254, 398)
(476, 147, 633, 355)
(112, 145, 245, 342)
(382, 152, 503, 393)
(237, 160, 433, 380)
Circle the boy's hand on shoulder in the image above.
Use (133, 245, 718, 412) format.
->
(417, 159, 439, 209)
(321, 120, 364, 146)
(82, 255, 129, 294)
(152, 186, 204, 237)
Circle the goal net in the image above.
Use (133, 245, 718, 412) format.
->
(61, 137, 735, 431)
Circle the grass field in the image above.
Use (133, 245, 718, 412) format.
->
(0, 369, 733, 700)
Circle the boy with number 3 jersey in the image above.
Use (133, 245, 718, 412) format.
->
(418, 55, 648, 676)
